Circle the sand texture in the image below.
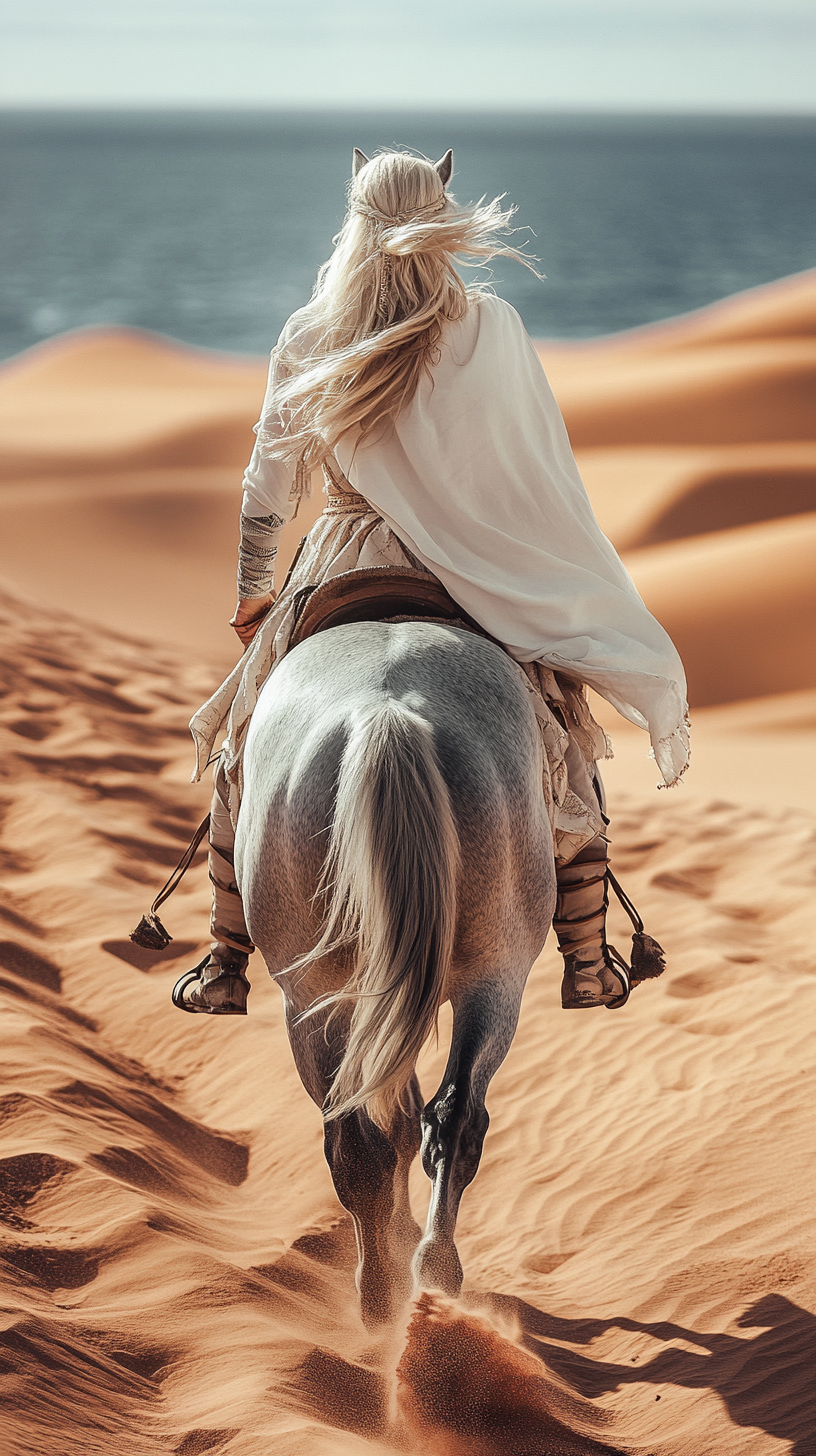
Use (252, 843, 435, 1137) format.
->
(1, 271, 814, 1454)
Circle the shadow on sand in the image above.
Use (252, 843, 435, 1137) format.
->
(470, 1290, 816, 1456)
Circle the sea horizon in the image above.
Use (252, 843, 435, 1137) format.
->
(1, 108, 814, 362)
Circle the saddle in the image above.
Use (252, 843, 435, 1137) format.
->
(288, 566, 491, 650)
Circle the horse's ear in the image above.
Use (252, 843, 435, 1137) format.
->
(352, 148, 370, 177)
(435, 149, 454, 187)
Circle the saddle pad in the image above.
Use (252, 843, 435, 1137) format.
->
(288, 566, 487, 649)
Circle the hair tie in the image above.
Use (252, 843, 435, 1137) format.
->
(351, 192, 448, 230)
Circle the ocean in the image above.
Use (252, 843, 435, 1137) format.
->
(0, 109, 814, 362)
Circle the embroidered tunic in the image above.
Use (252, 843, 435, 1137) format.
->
(239, 292, 689, 785)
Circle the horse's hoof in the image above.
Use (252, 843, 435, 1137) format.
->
(359, 1281, 400, 1330)
(412, 1237, 463, 1297)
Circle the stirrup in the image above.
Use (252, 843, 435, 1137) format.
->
(172, 954, 250, 1016)
(561, 945, 631, 1011)
(603, 944, 632, 1010)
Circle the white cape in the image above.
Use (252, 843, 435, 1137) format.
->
(251, 294, 689, 785)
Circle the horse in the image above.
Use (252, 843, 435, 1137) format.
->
(235, 618, 555, 1327)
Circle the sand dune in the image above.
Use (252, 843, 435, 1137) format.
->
(592, 687, 816, 816)
(0, 327, 264, 478)
(668, 267, 816, 348)
(625, 513, 816, 706)
(538, 270, 816, 448)
(576, 442, 816, 550)
(0, 329, 266, 664)
(1, 270, 815, 1453)
(545, 337, 816, 448)
(0, 468, 242, 663)
(570, 266, 816, 351)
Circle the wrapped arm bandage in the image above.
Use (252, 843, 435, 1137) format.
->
(236, 511, 285, 599)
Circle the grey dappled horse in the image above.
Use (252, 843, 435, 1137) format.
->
(236, 620, 554, 1326)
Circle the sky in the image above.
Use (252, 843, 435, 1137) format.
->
(0, 0, 814, 112)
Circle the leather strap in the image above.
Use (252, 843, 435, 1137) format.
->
(150, 814, 210, 917)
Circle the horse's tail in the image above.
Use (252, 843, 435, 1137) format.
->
(301, 699, 459, 1129)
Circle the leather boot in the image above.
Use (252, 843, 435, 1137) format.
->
(172, 942, 251, 1015)
(554, 838, 630, 1009)
(128, 793, 256, 1017)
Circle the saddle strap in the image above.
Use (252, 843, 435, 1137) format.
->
(288, 565, 486, 650)
(130, 813, 211, 950)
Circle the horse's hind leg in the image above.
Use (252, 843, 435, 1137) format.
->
(284, 993, 421, 1327)
(324, 1087, 421, 1327)
(414, 973, 527, 1296)
(381, 1077, 424, 1269)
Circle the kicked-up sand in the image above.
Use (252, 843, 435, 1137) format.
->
(0, 270, 814, 1454)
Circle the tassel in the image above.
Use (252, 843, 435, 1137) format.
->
(128, 813, 210, 954)
(130, 913, 173, 951)
(287, 453, 312, 519)
(630, 931, 666, 984)
(606, 867, 667, 987)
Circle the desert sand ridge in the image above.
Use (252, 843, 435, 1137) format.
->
(0, 271, 815, 1453)
(577, 442, 816, 551)
(0, 327, 263, 479)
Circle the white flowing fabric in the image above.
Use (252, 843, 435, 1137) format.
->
(246, 293, 689, 785)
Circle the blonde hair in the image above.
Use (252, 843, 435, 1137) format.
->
(258, 149, 540, 472)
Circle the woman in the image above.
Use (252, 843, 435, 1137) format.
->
(173, 147, 688, 1016)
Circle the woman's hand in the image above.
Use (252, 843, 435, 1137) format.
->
(230, 593, 276, 648)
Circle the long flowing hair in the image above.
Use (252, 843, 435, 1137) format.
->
(258, 149, 541, 472)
